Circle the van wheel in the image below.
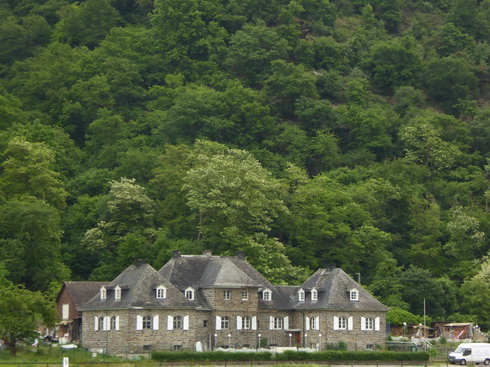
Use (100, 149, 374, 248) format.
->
(484, 359, 490, 365)
(461, 360, 466, 365)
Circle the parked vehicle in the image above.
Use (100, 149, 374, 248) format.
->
(449, 343, 490, 365)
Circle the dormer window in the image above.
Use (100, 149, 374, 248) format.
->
(185, 287, 195, 300)
(349, 289, 359, 301)
(311, 288, 318, 301)
(115, 286, 121, 300)
(262, 289, 271, 301)
(156, 285, 167, 299)
(100, 286, 106, 300)
(298, 288, 305, 302)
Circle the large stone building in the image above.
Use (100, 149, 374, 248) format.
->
(78, 251, 389, 356)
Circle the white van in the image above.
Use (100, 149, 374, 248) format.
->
(449, 343, 490, 365)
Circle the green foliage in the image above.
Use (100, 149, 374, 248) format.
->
(1, 0, 490, 326)
(52, 0, 123, 48)
(0, 285, 57, 355)
(151, 350, 429, 362)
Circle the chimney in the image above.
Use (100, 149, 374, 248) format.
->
(135, 259, 146, 267)
(325, 263, 336, 271)
(236, 251, 245, 260)
(173, 250, 181, 259)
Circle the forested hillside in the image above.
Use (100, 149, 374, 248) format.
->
(1, 0, 490, 328)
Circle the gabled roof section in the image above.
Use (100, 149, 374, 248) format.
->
(79, 261, 198, 311)
(57, 281, 109, 307)
(295, 268, 389, 311)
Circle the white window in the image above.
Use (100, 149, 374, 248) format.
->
(224, 290, 231, 300)
(242, 291, 249, 300)
(365, 317, 374, 330)
(174, 315, 182, 329)
(338, 316, 347, 330)
(98, 317, 105, 331)
(310, 316, 319, 330)
(62, 304, 69, 320)
(221, 316, 230, 329)
(156, 286, 166, 299)
(298, 289, 305, 302)
(142, 316, 152, 329)
(185, 287, 195, 300)
(100, 286, 106, 300)
(350, 289, 359, 301)
(262, 289, 271, 300)
(242, 316, 251, 330)
(311, 288, 318, 301)
(115, 286, 121, 300)
(273, 317, 283, 329)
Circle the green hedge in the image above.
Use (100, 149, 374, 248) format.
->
(151, 350, 430, 362)
(151, 351, 273, 361)
(277, 350, 430, 361)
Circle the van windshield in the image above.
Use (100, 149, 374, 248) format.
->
(455, 347, 467, 353)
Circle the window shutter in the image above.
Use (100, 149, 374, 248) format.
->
(284, 316, 289, 330)
(269, 316, 274, 330)
(216, 316, 222, 330)
(167, 315, 174, 330)
(183, 315, 189, 330)
(348, 316, 353, 330)
(94, 316, 99, 331)
(62, 304, 69, 320)
(361, 317, 366, 331)
(305, 316, 310, 331)
(375, 317, 380, 331)
(315, 316, 320, 330)
(333, 316, 339, 330)
(104, 316, 110, 331)
(237, 316, 243, 330)
(115, 316, 120, 331)
(252, 316, 257, 330)
(153, 315, 159, 331)
(136, 315, 143, 330)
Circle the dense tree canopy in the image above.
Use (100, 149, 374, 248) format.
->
(1, 0, 490, 330)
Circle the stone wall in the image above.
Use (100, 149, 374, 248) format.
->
(81, 309, 211, 355)
(81, 297, 387, 354)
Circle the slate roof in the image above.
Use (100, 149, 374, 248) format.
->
(294, 268, 390, 311)
(57, 281, 109, 308)
(79, 261, 199, 311)
(159, 253, 269, 289)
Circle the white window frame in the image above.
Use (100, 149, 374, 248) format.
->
(337, 316, 347, 330)
(115, 286, 121, 300)
(62, 304, 69, 320)
(224, 290, 231, 300)
(298, 289, 305, 302)
(156, 285, 166, 299)
(242, 316, 251, 330)
(99, 316, 105, 331)
(311, 288, 318, 301)
(111, 316, 119, 330)
(242, 291, 249, 300)
(262, 289, 271, 301)
(365, 317, 374, 330)
(350, 289, 359, 301)
(310, 316, 320, 330)
(174, 315, 183, 329)
(142, 315, 152, 329)
(100, 286, 106, 300)
(185, 287, 195, 300)
(221, 316, 230, 329)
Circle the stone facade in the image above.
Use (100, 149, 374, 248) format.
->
(78, 254, 390, 356)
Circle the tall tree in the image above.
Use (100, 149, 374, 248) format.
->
(0, 284, 57, 355)
(183, 140, 303, 282)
